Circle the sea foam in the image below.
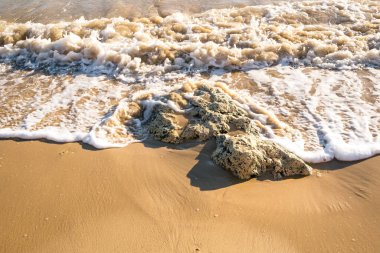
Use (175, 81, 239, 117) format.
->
(0, 0, 379, 163)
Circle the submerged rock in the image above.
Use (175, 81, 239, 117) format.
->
(212, 134, 312, 179)
(144, 84, 312, 179)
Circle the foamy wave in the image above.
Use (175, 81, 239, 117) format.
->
(0, 0, 379, 74)
(1, 66, 379, 162)
(0, 68, 188, 147)
(243, 66, 380, 162)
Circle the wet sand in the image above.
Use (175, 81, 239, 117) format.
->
(0, 139, 379, 252)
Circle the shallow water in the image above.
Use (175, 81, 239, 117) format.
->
(0, 0, 379, 162)
(0, 0, 301, 23)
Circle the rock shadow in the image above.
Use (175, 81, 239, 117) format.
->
(185, 140, 246, 191)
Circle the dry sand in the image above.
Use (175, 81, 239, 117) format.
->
(0, 139, 379, 253)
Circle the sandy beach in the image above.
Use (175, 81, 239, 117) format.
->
(0, 1, 379, 251)
(0, 139, 379, 253)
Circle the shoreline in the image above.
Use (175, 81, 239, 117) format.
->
(0, 0, 379, 252)
(0, 139, 379, 252)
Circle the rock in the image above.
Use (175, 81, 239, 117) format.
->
(144, 84, 312, 179)
(146, 85, 260, 143)
(212, 133, 312, 179)
(147, 105, 183, 143)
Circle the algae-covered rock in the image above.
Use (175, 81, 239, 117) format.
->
(212, 133, 312, 179)
(144, 84, 312, 179)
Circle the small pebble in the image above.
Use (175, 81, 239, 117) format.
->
(352, 238, 356, 242)
(195, 208, 200, 212)
(214, 214, 219, 217)
(316, 171, 322, 177)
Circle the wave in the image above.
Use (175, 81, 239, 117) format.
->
(0, 0, 379, 75)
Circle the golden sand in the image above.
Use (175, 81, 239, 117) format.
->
(0, 139, 379, 252)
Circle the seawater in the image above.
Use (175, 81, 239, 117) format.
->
(0, 0, 379, 162)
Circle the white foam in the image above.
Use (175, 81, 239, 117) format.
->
(0, 127, 84, 142)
